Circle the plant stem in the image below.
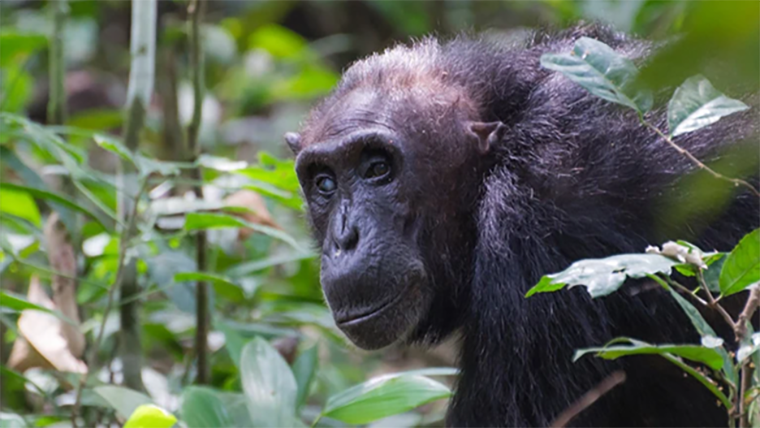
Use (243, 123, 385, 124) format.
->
(640, 119, 760, 197)
(47, 0, 68, 126)
(697, 271, 736, 328)
(71, 181, 147, 428)
(188, 0, 209, 385)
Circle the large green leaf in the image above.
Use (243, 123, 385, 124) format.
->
(667, 75, 750, 138)
(526, 254, 677, 298)
(123, 404, 176, 428)
(574, 339, 723, 370)
(0, 32, 47, 67)
(321, 368, 456, 425)
(719, 229, 760, 296)
(174, 272, 244, 302)
(0, 187, 41, 227)
(540, 37, 652, 113)
(240, 337, 298, 427)
(215, 321, 247, 369)
(181, 387, 253, 428)
(93, 386, 154, 420)
(184, 212, 301, 250)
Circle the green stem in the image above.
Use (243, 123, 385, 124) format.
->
(47, 0, 68, 126)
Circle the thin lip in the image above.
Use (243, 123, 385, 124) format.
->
(336, 284, 412, 327)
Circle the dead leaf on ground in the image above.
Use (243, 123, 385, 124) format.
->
(223, 189, 281, 240)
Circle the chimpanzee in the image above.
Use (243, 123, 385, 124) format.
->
(285, 24, 759, 427)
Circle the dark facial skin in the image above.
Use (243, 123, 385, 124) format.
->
(287, 85, 503, 349)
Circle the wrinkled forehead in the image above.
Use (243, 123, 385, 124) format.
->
(301, 75, 476, 147)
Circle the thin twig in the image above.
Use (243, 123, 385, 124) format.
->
(735, 288, 760, 343)
(550, 371, 627, 427)
(71, 181, 147, 426)
(739, 362, 753, 427)
(641, 119, 760, 197)
(187, 0, 209, 385)
(697, 271, 736, 329)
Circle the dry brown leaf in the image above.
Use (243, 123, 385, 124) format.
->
(223, 189, 281, 240)
(8, 276, 87, 374)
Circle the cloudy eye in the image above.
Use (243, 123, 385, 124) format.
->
(316, 175, 336, 195)
(366, 161, 390, 179)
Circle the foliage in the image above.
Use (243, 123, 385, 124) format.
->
(1, 1, 757, 427)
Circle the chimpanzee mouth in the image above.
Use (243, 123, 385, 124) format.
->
(335, 283, 413, 327)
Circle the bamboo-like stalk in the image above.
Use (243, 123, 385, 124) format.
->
(118, 0, 157, 393)
(187, 0, 210, 385)
(47, 0, 67, 126)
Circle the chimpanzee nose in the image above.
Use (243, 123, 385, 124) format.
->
(329, 202, 359, 256)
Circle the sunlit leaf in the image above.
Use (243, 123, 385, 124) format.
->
(540, 37, 652, 113)
(719, 229, 760, 296)
(321, 368, 455, 425)
(0, 31, 47, 67)
(574, 339, 723, 370)
(667, 75, 749, 137)
(240, 337, 298, 427)
(94, 386, 154, 419)
(123, 404, 176, 428)
(526, 254, 677, 298)
(0, 291, 76, 325)
(0, 187, 41, 227)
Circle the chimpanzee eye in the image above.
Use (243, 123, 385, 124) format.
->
(365, 161, 390, 179)
(315, 175, 336, 195)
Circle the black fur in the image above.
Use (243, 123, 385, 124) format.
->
(294, 24, 759, 426)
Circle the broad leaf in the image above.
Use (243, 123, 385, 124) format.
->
(668, 75, 750, 138)
(0, 182, 106, 229)
(240, 337, 298, 427)
(123, 404, 176, 428)
(321, 368, 456, 425)
(174, 272, 244, 302)
(184, 212, 301, 250)
(0, 32, 47, 67)
(94, 386, 154, 419)
(181, 387, 253, 428)
(574, 340, 724, 370)
(540, 37, 652, 113)
(215, 321, 247, 369)
(526, 254, 677, 298)
(719, 229, 760, 296)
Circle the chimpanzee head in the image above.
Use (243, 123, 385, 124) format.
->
(286, 40, 506, 349)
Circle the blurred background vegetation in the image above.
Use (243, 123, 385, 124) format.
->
(0, 1, 757, 427)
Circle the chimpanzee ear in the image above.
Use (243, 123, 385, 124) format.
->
(284, 132, 302, 155)
(466, 121, 506, 154)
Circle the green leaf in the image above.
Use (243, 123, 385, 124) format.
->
(94, 134, 135, 164)
(184, 212, 301, 250)
(540, 37, 652, 113)
(240, 337, 298, 428)
(0, 32, 47, 67)
(123, 404, 177, 428)
(667, 75, 750, 138)
(93, 386, 154, 420)
(181, 387, 253, 428)
(719, 229, 760, 296)
(321, 370, 453, 425)
(215, 321, 247, 369)
(0, 187, 41, 227)
(574, 340, 723, 370)
(292, 345, 318, 411)
(0, 182, 106, 228)
(174, 272, 244, 302)
(0, 291, 77, 326)
(525, 254, 677, 298)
